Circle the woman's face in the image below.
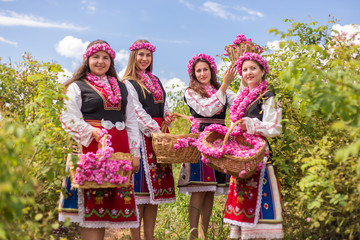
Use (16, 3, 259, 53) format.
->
(241, 60, 265, 89)
(136, 48, 152, 71)
(194, 61, 211, 85)
(88, 51, 111, 77)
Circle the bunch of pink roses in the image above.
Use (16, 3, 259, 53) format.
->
(173, 117, 200, 150)
(197, 124, 265, 160)
(74, 129, 133, 186)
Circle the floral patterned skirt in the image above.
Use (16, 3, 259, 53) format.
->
(224, 160, 283, 239)
(132, 117, 176, 205)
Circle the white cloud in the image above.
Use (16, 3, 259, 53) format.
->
(0, 11, 86, 30)
(115, 49, 129, 69)
(55, 36, 89, 60)
(115, 49, 129, 79)
(178, 0, 194, 10)
(0, 36, 17, 46)
(332, 24, 360, 45)
(201, 2, 263, 21)
(57, 68, 73, 84)
(202, 2, 228, 19)
(233, 6, 263, 17)
(81, 0, 96, 14)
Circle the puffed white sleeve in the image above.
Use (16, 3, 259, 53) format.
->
(124, 86, 141, 158)
(243, 96, 282, 138)
(163, 96, 171, 117)
(60, 82, 95, 147)
(124, 80, 161, 137)
(225, 89, 237, 107)
(184, 88, 226, 117)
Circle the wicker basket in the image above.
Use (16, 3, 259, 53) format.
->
(201, 120, 266, 178)
(152, 113, 201, 164)
(225, 41, 263, 63)
(69, 134, 133, 189)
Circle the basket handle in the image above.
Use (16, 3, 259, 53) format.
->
(222, 119, 243, 147)
(160, 113, 192, 133)
(97, 134, 109, 149)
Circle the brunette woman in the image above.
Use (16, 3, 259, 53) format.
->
(59, 40, 140, 240)
(177, 53, 237, 240)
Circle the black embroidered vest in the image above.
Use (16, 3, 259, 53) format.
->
(128, 77, 165, 118)
(244, 90, 275, 121)
(75, 79, 128, 124)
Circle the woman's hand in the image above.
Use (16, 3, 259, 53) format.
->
(238, 119, 247, 130)
(223, 63, 237, 85)
(92, 128, 102, 142)
(164, 112, 175, 125)
(220, 63, 237, 93)
(132, 157, 140, 173)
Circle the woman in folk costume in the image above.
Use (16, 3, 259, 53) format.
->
(122, 39, 176, 240)
(224, 52, 283, 240)
(177, 53, 237, 239)
(59, 40, 141, 240)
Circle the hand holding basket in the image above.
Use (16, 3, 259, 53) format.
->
(152, 113, 201, 164)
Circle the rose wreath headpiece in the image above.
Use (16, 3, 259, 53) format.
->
(187, 53, 217, 77)
(83, 43, 116, 60)
(129, 42, 156, 52)
(236, 52, 269, 76)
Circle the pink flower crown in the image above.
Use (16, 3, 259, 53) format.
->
(83, 43, 116, 60)
(129, 42, 156, 52)
(233, 34, 252, 45)
(236, 52, 269, 76)
(187, 53, 217, 77)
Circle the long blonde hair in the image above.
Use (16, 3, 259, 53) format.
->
(122, 39, 154, 96)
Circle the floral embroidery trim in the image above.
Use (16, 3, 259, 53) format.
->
(187, 53, 217, 77)
(129, 42, 156, 52)
(83, 43, 116, 60)
(137, 71, 163, 101)
(85, 73, 122, 105)
(74, 129, 133, 186)
(229, 80, 269, 123)
(236, 52, 270, 76)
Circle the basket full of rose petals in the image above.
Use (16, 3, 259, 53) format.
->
(69, 131, 133, 189)
(224, 34, 263, 63)
(152, 113, 201, 164)
(197, 120, 266, 179)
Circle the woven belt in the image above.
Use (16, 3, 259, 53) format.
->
(85, 119, 102, 127)
(195, 118, 225, 124)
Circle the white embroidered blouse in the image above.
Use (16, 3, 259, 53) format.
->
(184, 88, 237, 117)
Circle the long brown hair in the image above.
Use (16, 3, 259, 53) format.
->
(122, 39, 154, 95)
(188, 58, 220, 98)
(64, 39, 118, 88)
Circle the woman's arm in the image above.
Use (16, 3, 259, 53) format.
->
(124, 86, 141, 158)
(242, 96, 282, 138)
(124, 80, 161, 137)
(60, 83, 95, 147)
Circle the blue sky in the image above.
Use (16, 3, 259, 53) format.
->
(1, 0, 359, 85)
